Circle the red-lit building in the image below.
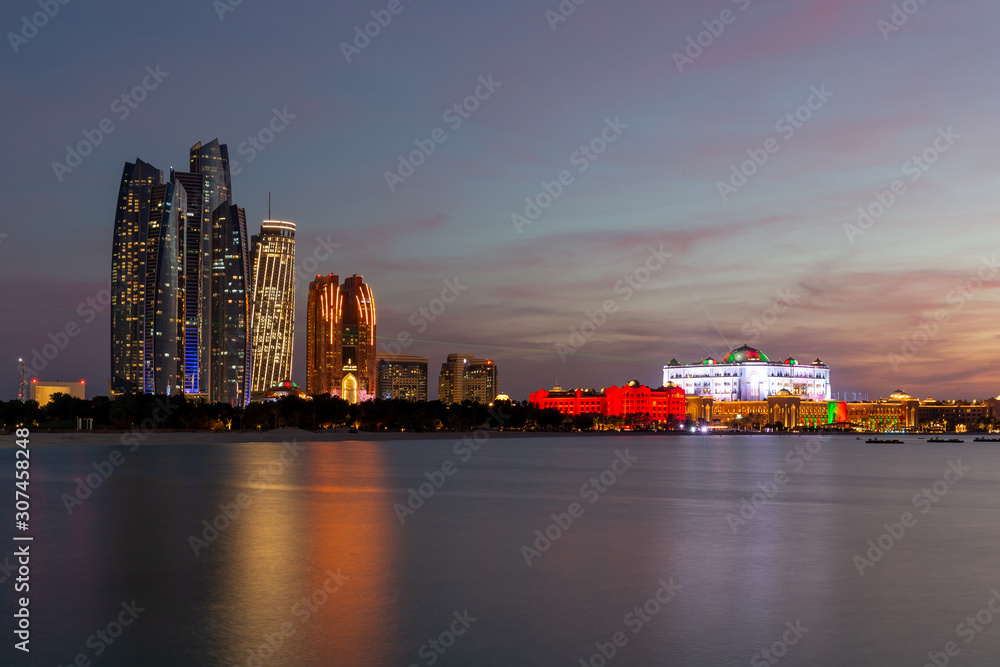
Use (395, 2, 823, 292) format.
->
(529, 380, 686, 425)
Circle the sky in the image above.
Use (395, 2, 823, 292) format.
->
(2, 0, 999, 402)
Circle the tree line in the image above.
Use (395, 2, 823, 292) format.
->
(0, 393, 687, 433)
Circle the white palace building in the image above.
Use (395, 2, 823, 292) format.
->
(663, 345, 831, 402)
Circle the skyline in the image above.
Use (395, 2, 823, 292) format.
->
(4, 0, 1000, 401)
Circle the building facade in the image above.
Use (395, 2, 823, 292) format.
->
(307, 275, 342, 396)
(174, 139, 232, 398)
(438, 354, 498, 404)
(30, 380, 86, 405)
(250, 220, 296, 398)
(376, 354, 428, 401)
(664, 345, 831, 402)
(305, 274, 377, 403)
(110, 160, 186, 397)
(111, 140, 251, 404)
(210, 204, 252, 407)
(528, 380, 686, 425)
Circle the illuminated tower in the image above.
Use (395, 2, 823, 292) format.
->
(111, 158, 160, 394)
(110, 161, 185, 396)
(306, 275, 342, 395)
(250, 220, 296, 397)
(306, 274, 376, 403)
(174, 139, 232, 397)
(210, 203, 251, 406)
(339, 275, 376, 403)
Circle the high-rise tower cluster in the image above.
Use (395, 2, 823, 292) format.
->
(111, 139, 296, 406)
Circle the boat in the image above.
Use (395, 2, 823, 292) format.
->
(973, 437, 1000, 442)
(866, 438, 904, 444)
(927, 438, 963, 443)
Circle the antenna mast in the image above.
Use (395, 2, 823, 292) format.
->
(17, 358, 26, 403)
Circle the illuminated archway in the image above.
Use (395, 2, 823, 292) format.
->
(342, 373, 358, 405)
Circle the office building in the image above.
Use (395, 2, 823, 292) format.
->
(210, 204, 252, 407)
(438, 354, 498, 404)
(306, 274, 377, 403)
(250, 220, 296, 398)
(174, 139, 232, 397)
(110, 160, 186, 396)
(376, 354, 428, 401)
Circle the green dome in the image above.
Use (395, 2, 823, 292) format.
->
(723, 345, 769, 364)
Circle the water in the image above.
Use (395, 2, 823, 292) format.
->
(3, 433, 1000, 666)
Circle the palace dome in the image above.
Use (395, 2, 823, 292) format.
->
(784, 357, 798, 365)
(723, 345, 769, 364)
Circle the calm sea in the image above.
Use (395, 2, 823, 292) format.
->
(3, 433, 1000, 666)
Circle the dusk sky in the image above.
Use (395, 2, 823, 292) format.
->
(3, 0, 999, 401)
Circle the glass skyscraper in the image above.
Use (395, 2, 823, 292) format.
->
(174, 139, 232, 398)
(210, 203, 251, 407)
(111, 140, 251, 405)
(250, 220, 296, 397)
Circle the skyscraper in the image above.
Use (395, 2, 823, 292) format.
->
(306, 274, 341, 396)
(210, 203, 251, 407)
(340, 275, 377, 403)
(174, 140, 232, 398)
(111, 160, 186, 396)
(438, 354, 498, 404)
(306, 274, 376, 403)
(111, 139, 250, 404)
(376, 353, 428, 401)
(250, 220, 296, 397)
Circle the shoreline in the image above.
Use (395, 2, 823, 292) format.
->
(0, 429, 940, 447)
